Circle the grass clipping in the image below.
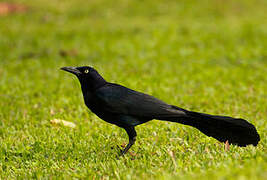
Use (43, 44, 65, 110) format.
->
(50, 119, 76, 128)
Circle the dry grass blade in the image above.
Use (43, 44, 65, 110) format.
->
(168, 149, 177, 169)
(225, 140, 230, 151)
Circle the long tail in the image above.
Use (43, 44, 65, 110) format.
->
(162, 106, 260, 146)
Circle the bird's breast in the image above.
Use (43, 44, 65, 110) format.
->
(83, 92, 109, 117)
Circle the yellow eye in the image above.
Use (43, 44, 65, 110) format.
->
(84, 69, 89, 73)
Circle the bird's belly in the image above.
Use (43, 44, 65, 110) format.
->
(86, 102, 118, 124)
(87, 104, 145, 127)
(85, 98, 150, 127)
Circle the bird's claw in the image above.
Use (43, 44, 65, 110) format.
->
(116, 145, 125, 156)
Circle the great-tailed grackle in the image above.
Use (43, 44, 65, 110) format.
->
(61, 66, 260, 155)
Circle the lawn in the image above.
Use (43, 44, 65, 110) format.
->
(0, 0, 266, 179)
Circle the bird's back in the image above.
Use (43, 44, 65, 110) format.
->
(93, 83, 186, 119)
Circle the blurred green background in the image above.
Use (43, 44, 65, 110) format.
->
(0, 0, 266, 179)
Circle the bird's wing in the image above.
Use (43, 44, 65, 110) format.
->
(95, 83, 186, 118)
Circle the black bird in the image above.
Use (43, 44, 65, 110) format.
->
(61, 66, 260, 155)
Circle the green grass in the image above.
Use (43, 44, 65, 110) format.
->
(0, 0, 266, 179)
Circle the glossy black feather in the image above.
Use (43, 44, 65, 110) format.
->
(95, 83, 186, 118)
(61, 66, 260, 154)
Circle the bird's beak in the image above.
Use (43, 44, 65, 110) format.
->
(60, 67, 81, 75)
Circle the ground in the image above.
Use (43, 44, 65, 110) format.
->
(0, 0, 266, 179)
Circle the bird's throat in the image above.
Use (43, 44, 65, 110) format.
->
(80, 75, 107, 92)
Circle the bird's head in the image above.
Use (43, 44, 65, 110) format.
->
(61, 66, 107, 90)
(61, 66, 96, 77)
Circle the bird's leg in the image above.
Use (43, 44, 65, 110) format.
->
(120, 126, 137, 155)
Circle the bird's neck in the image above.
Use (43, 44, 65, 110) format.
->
(80, 74, 107, 93)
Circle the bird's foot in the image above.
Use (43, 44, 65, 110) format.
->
(116, 145, 125, 156)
